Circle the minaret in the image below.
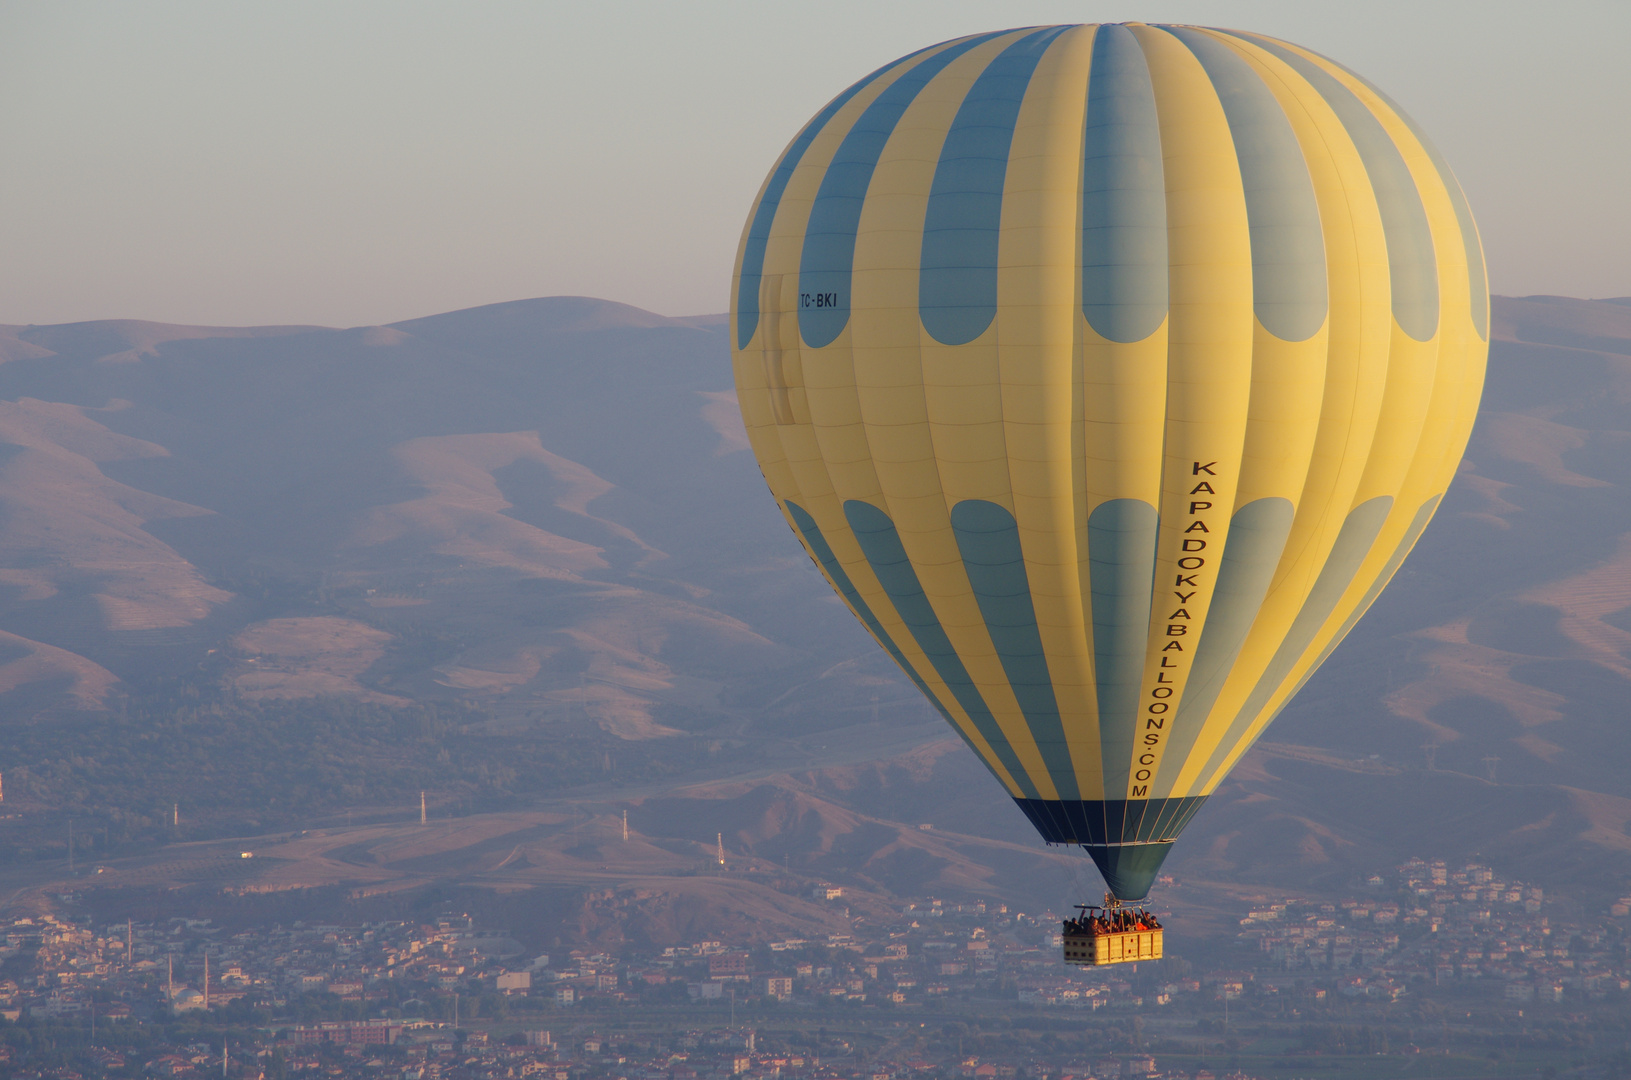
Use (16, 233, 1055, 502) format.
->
(174, 804, 179, 827)
(420, 792, 427, 825)
(622, 811, 628, 842)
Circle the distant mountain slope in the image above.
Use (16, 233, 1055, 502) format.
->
(3, 295, 1631, 911)
(0, 298, 894, 733)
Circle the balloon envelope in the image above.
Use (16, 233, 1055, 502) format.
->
(731, 23, 1487, 900)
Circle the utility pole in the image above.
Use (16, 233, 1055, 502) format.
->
(223, 1039, 229, 1077)
(174, 803, 179, 828)
(622, 811, 629, 842)
(204, 949, 210, 1010)
(421, 792, 427, 825)
(167, 955, 174, 1005)
(68, 819, 74, 875)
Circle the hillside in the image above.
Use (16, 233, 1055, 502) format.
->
(1, 295, 1630, 923)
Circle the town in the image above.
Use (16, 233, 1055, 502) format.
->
(0, 857, 1627, 1079)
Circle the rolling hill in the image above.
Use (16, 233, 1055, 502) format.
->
(1, 294, 1630, 924)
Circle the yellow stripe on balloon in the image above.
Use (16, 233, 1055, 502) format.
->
(1312, 54, 1487, 517)
(1122, 24, 1254, 801)
(1161, 29, 1392, 797)
(853, 31, 1065, 799)
(739, 37, 1036, 797)
(994, 24, 1103, 798)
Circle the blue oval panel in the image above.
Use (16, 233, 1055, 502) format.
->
(918, 27, 1068, 346)
(1165, 28, 1326, 342)
(1081, 24, 1168, 344)
(798, 32, 1012, 349)
(1223, 31, 1438, 342)
(734, 50, 925, 349)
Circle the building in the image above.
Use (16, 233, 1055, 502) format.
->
(497, 971, 532, 993)
(291, 1020, 402, 1045)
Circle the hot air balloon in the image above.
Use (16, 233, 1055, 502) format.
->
(730, 24, 1487, 915)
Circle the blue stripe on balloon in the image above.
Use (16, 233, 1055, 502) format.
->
(1201, 496, 1440, 792)
(949, 499, 1079, 800)
(1087, 498, 1160, 796)
(1154, 496, 1294, 791)
(1221, 31, 1438, 343)
(798, 31, 1015, 350)
(919, 26, 1071, 346)
(1164, 28, 1327, 342)
(733, 46, 939, 350)
(783, 501, 977, 740)
(1314, 58, 1487, 341)
(844, 499, 1040, 799)
(1081, 23, 1168, 344)
(1190, 495, 1394, 787)
(1295, 495, 1440, 691)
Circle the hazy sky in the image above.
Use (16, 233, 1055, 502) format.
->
(2, 1, 1626, 328)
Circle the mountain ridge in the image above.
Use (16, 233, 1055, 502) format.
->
(0, 294, 1628, 919)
